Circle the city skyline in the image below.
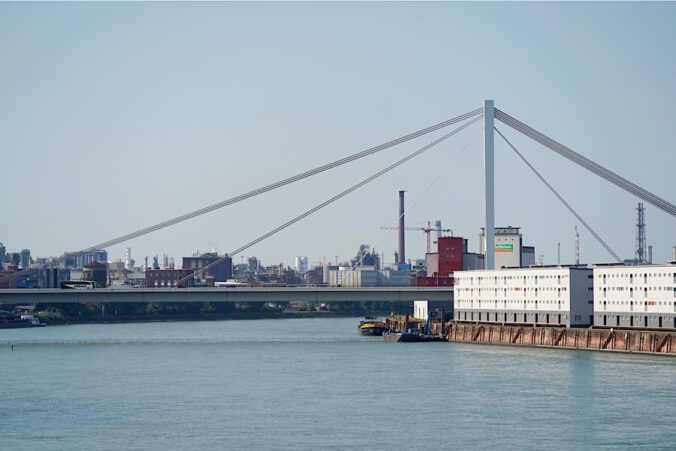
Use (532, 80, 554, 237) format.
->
(1, 2, 674, 266)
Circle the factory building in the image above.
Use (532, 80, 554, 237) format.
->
(480, 227, 535, 269)
(414, 236, 482, 319)
(328, 265, 412, 287)
(454, 266, 594, 327)
(593, 263, 675, 329)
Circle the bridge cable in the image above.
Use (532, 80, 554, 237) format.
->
(494, 109, 672, 212)
(349, 130, 482, 271)
(494, 109, 676, 217)
(177, 115, 483, 286)
(80, 108, 484, 253)
(494, 126, 624, 264)
(496, 112, 676, 215)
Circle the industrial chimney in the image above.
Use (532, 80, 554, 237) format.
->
(398, 190, 405, 265)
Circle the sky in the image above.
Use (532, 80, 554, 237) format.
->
(0, 2, 674, 268)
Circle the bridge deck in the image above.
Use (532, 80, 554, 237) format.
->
(0, 287, 453, 304)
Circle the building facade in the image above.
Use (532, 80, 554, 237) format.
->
(0, 268, 70, 289)
(83, 261, 108, 288)
(182, 253, 232, 286)
(454, 267, 594, 327)
(145, 269, 195, 288)
(593, 264, 675, 329)
(479, 227, 536, 269)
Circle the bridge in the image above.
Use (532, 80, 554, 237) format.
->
(1, 99, 673, 302)
(0, 287, 452, 305)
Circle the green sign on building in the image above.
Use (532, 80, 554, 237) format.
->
(495, 243, 514, 252)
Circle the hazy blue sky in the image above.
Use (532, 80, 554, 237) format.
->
(1, 2, 674, 267)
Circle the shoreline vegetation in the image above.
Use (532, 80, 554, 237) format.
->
(25, 301, 410, 326)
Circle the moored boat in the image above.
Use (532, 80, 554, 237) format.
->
(0, 314, 46, 329)
(358, 317, 388, 336)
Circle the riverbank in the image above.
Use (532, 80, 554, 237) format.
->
(16, 301, 405, 326)
(38, 310, 366, 326)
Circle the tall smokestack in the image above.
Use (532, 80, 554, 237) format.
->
(398, 190, 405, 265)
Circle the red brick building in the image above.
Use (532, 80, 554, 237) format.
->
(416, 236, 464, 287)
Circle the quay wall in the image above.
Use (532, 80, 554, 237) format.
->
(444, 322, 675, 356)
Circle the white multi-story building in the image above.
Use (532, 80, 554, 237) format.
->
(593, 263, 675, 329)
(454, 266, 594, 327)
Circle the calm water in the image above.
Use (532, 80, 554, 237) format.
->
(1, 318, 674, 450)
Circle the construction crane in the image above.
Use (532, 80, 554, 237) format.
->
(380, 222, 453, 253)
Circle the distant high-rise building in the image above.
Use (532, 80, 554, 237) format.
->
(294, 256, 309, 274)
(20, 249, 31, 270)
(64, 250, 107, 269)
(124, 247, 132, 269)
(0, 242, 5, 270)
(248, 256, 259, 274)
(6, 252, 21, 267)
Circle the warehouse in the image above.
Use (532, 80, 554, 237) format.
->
(593, 263, 675, 329)
(454, 266, 594, 327)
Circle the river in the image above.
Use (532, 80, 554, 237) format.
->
(1, 317, 674, 450)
